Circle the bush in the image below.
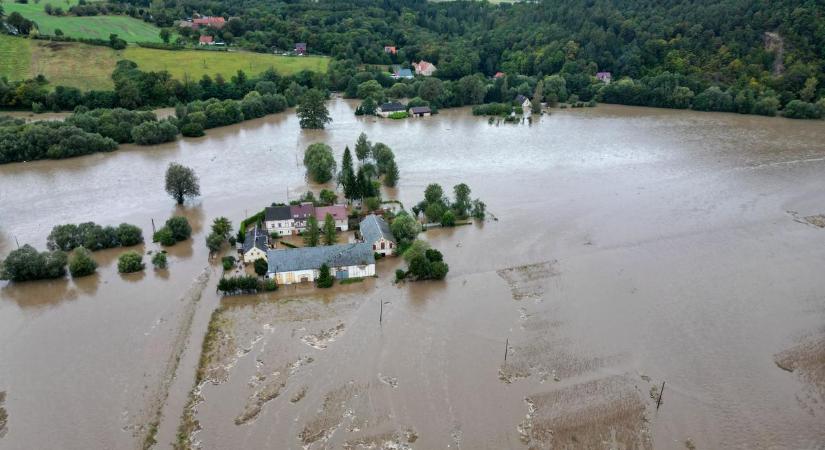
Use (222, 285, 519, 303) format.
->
(402, 240, 449, 281)
(151, 252, 168, 269)
(180, 122, 205, 137)
(782, 100, 822, 119)
(317, 263, 334, 288)
(221, 256, 235, 270)
(166, 216, 192, 241)
(68, 247, 97, 277)
(441, 210, 456, 227)
(395, 269, 406, 281)
(132, 120, 179, 145)
(117, 251, 144, 273)
(217, 275, 265, 294)
(116, 223, 144, 246)
(1, 245, 67, 281)
(47, 221, 141, 251)
(472, 103, 512, 116)
(260, 278, 278, 291)
(254, 258, 268, 276)
(153, 227, 176, 246)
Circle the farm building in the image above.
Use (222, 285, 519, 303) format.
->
(266, 243, 375, 284)
(410, 106, 432, 117)
(242, 227, 269, 264)
(359, 214, 396, 256)
(515, 94, 531, 114)
(413, 61, 437, 76)
(392, 68, 413, 80)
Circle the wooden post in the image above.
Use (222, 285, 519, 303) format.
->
(380, 300, 383, 324)
(151, 218, 156, 235)
(504, 338, 509, 362)
(14, 235, 20, 249)
(656, 381, 665, 410)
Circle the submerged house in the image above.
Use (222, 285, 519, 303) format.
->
(242, 227, 269, 263)
(266, 243, 375, 284)
(264, 205, 293, 236)
(359, 214, 396, 256)
(290, 203, 316, 233)
(410, 106, 432, 117)
(515, 94, 531, 114)
(376, 102, 406, 118)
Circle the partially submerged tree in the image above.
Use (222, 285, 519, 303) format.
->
(296, 89, 331, 129)
(117, 251, 144, 273)
(151, 252, 168, 269)
(165, 163, 200, 205)
(68, 247, 97, 278)
(254, 258, 268, 276)
(0, 245, 67, 282)
(303, 143, 337, 183)
(322, 213, 337, 245)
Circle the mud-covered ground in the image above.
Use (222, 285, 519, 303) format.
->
(2, 101, 825, 449)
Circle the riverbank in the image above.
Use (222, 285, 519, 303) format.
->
(2, 100, 825, 448)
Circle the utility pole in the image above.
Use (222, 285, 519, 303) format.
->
(380, 300, 383, 324)
(656, 381, 665, 410)
(504, 338, 509, 362)
(151, 218, 156, 235)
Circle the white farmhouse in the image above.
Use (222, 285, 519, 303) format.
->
(266, 243, 375, 285)
(359, 214, 396, 256)
(265, 205, 294, 236)
(242, 227, 269, 264)
(315, 205, 349, 231)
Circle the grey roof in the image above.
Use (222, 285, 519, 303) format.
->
(515, 94, 530, 104)
(395, 68, 413, 78)
(410, 106, 431, 114)
(265, 205, 291, 221)
(243, 227, 268, 253)
(267, 243, 375, 273)
(379, 102, 406, 112)
(359, 214, 395, 245)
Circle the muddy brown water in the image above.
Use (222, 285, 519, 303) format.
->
(1, 100, 825, 449)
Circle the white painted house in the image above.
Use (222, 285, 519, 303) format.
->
(515, 94, 532, 115)
(242, 227, 269, 264)
(359, 214, 396, 256)
(266, 243, 375, 285)
(315, 205, 349, 231)
(264, 205, 294, 236)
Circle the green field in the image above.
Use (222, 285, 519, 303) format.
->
(3, 0, 164, 42)
(0, 35, 329, 91)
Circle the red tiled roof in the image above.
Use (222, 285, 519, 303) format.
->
(199, 35, 213, 44)
(316, 205, 348, 221)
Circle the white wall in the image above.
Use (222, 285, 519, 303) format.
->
(243, 247, 267, 264)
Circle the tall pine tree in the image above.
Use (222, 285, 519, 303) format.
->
(340, 146, 356, 201)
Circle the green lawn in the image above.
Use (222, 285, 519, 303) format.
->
(122, 48, 330, 81)
(3, 0, 165, 42)
(0, 35, 329, 91)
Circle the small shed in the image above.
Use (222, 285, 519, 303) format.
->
(410, 106, 432, 117)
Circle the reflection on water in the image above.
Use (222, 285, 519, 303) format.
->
(2, 100, 825, 449)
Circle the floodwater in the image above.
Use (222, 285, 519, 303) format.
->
(1, 100, 825, 449)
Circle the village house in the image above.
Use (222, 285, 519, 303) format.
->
(242, 226, 269, 264)
(290, 203, 316, 233)
(266, 243, 375, 284)
(494, 71, 506, 79)
(359, 214, 396, 256)
(295, 43, 307, 55)
(384, 46, 397, 55)
(376, 102, 406, 118)
(315, 205, 349, 231)
(596, 71, 612, 84)
(515, 94, 532, 115)
(264, 205, 293, 236)
(410, 106, 432, 117)
(192, 16, 225, 29)
(198, 35, 214, 46)
(413, 61, 437, 76)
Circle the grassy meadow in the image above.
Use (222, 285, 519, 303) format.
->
(3, 0, 164, 42)
(0, 35, 329, 91)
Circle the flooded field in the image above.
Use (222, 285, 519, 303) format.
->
(1, 100, 825, 449)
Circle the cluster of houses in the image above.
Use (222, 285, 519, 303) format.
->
(240, 209, 398, 285)
(389, 61, 437, 79)
(178, 15, 226, 30)
(376, 102, 432, 118)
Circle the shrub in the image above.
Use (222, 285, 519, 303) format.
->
(221, 256, 235, 270)
(68, 247, 97, 277)
(180, 122, 205, 137)
(151, 252, 168, 269)
(260, 278, 278, 291)
(441, 210, 456, 227)
(388, 111, 409, 119)
(782, 100, 822, 119)
(1, 245, 67, 281)
(132, 120, 179, 145)
(117, 251, 144, 273)
(166, 216, 192, 242)
(153, 227, 176, 246)
(217, 275, 263, 294)
(395, 269, 406, 281)
(116, 223, 144, 246)
(254, 258, 268, 276)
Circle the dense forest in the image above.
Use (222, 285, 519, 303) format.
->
(2, 0, 824, 118)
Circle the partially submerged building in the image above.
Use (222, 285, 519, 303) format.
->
(266, 243, 375, 284)
(242, 226, 269, 263)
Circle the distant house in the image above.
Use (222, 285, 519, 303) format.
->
(315, 205, 350, 231)
(515, 94, 531, 114)
(266, 243, 375, 284)
(494, 71, 506, 79)
(596, 72, 612, 84)
(376, 102, 406, 118)
(392, 68, 413, 80)
(290, 203, 316, 233)
(198, 35, 214, 46)
(242, 227, 269, 264)
(413, 61, 437, 76)
(193, 16, 225, 30)
(410, 106, 432, 117)
(384, 46, 397, 55)
(359, 214, 396, 256)
(177, 20, 195, 29)
(295, 43, 307, 55)
(265, 205, 294, 236)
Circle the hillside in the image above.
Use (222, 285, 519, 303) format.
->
(0, 35, 329, 91)
(2, 0, 164, 42)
